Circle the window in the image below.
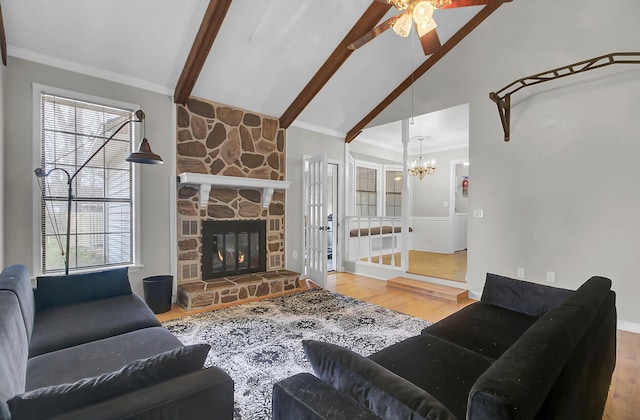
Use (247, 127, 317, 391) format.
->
(355, 166, 377, 216)
(385, 170, 403, 216)
(38, 94, 136, 273)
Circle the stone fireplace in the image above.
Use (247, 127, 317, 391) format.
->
(175, 97, 300, 310)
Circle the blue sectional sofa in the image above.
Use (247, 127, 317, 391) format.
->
(0, 264, 234, 420)
(273, 273, 617, 420)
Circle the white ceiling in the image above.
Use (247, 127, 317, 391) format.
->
(4, 0, 483, 140)
(358, 103, 469, 155)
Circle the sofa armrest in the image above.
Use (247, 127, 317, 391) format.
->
(49, 367, 233, 420)
(273, 373, 382, 420)
(481, 273, 573, 317)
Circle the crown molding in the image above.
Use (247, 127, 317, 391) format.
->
(8, 45, 173, 96)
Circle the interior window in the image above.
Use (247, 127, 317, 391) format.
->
(355, 166, 377, 216)
(385, 170, 402, 216)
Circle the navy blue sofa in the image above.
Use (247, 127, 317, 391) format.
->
(273, 273, 617, 420)
(0, 264, 234, 420)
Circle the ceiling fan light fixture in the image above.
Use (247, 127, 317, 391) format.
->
(413, 1, 434, 24)
(431, 0, 453, 8)
(390, 0, 411, 10)
(416, 16, 437, 36)
(392, 11, 413, 37)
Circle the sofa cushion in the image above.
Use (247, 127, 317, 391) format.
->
(36, 266, 131, 310)
(303, 339, 456, 420)
(481, 273, 573, 317)
(8, 343, 210, 420)
(27, 327, 184, 390)
(0, 292, 29, 405)
(0, 265, 35, 341)
(422, 301, 538, 359)
(368, 334, 494, 419)
(29, 293, 161, 357)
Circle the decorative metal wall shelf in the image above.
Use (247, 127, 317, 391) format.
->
(490, 52, 640, 142)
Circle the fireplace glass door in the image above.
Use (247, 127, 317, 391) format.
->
(202, 220, 266, 280)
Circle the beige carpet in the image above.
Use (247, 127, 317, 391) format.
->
(364, 250, 467, 283)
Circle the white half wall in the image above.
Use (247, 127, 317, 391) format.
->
(410, 217, 450, 253)
(367, 0, 640, 323)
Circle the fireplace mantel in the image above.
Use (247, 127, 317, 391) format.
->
(178, 172, 291, 208)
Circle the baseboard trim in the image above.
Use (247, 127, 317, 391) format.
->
(618, 320, 640, 334)
(468, 290, 482, 301)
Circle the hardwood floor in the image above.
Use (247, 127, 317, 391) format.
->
(324, 272, 474, 322)
(159, 271, 639, 419)
(365, 250, 467, 282)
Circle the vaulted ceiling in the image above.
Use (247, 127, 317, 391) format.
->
(1, 0, 511, 141)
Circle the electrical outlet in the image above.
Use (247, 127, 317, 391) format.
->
(473, 209, 484, 218)
(292, 250, 298, 259)
(547, 271, 556, 283)
(517, 268, 525, 279)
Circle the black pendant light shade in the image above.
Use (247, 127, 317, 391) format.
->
(126, 138, 164, 164)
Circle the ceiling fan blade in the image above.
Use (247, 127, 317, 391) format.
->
(418, 28, 441, 55)
(348, 15, 399, 50)
(439, 0, 503, 9)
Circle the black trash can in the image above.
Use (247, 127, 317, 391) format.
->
(143, 275, 173, 314)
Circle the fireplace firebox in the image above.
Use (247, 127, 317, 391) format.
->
(201, 220, 266, 280)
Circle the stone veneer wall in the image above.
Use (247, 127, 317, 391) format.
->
(176, 97, 285, 284)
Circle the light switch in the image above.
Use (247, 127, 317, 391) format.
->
(442, 201, 449, 208)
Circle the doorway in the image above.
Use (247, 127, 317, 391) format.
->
(327, 163, 338, 272)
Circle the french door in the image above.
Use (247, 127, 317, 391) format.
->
(304, 153, 328, 287)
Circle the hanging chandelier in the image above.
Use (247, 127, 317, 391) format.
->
(408, 137, 436, 180)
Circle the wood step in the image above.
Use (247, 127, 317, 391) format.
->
(386, 277, 468, 303)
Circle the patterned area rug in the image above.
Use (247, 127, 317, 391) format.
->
(163, 288, 431, 420)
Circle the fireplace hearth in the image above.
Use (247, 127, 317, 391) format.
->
(202, 220, 266, 280)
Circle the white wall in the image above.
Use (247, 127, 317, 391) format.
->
(411, 148, 468, 217)
(367, 0, 640, 324)
(0, 62, 5, 268)
(349, 140, 403, 163)
(4, 58, 175, 297)
(285, 126, 345, 275)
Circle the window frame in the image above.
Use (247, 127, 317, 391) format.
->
(32, 84, 142, 276)
(354, 162, 379, 217)
(384, 166, 404, 217)
(351, 159, 404, 217)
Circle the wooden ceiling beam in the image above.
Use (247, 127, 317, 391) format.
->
(0, 2, 7, 66)
(279, 1, 392, 129)
(174, 0, 232, 105)
(345, 0, 510, 143)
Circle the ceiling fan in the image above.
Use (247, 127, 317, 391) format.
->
(349, 0, 501, 55)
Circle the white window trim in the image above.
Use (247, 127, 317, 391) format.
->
(352, 159, 405, 217)
(31, 83, 143, 276)
(383, 165, 404, 217)
(353, 160, 381, 216)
